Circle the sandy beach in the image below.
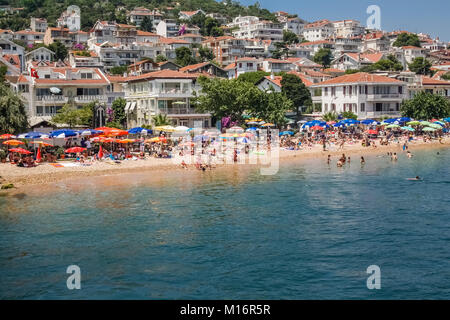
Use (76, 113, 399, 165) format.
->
(1, 137, 449, 192)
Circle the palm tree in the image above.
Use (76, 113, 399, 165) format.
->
(322, 112, 338, 122)
(152, 114, 172, 126)
(0, 84, 28, 134)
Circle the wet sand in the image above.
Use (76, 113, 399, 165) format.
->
(1, 137, 449, 194)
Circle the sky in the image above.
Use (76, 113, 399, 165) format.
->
(240, 0, 450, 42)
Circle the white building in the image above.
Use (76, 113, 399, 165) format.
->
(302, 20, 334, 41)
(402, 46, 426, 64)
(156, 19, 179, 38)
(122, 70, 211, 128)
(362, 32, 390, 52)
(331, 52, 386, 71)
(283, 17, 305, 36)
(311, 72, 407, 119)
(232, 18, 284, 42)
(332, 20, 365, 38)
(9, 66, 110, 127)
(30, 18, 48, 33)
(224, 57, 259, 79)
(261, 58, 295, 73)
(25, 47, 55, 63)
(57, 6, 81, 32)
(128, 7, 162, 27)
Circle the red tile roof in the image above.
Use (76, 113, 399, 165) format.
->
(312, 72, 404, 86)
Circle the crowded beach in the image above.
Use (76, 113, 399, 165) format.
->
(1, 116, 450, 188)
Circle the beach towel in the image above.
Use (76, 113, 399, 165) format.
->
(49, 163, 64, 168)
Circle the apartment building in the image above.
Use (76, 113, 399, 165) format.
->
(90, 42, 140, 71)
(156, 20, 179, 38)
(332, 20, 365, 38)
(30, 18, 48, 33)
(302, 20, 334, 41)
(311, 72, 407, 119)
(11, 66, 110, 127)
(402, 46, 426, 64)
(362, 32, 390, 52)
(224, 57, 259, 79)
(261, 58, 295, 73)
(25, 47, 55, 63)
(57, 6, 81, 32)
(232, 19, 284, 42)
(44, 27, 73, 47)
(0, 38, 25, 72)
(127, 7, 162, 27)
(14, 30, 44, 46)
(122, 70, 211, 128)
(283, 17, 305, 36)
(331, 52, 386, 71)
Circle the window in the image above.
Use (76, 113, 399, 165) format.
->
(81, 73, 93, 79)
(349, 85, 352, 96)
(36, 106, 43, 115)
(375, 103, 382, 112)
(343, 86, 346, 95)
(324, 87, 328, 96)
(324, 103, 328, 112)
(398, 86, 403, 94)
(332, 103, 336, 111)
(360, 103, 365, 112)
(331, 87, 336, 96)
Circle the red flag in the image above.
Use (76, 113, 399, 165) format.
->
(36, 147, 42, 163)
(98, 145, 103, 159)
(30, 68, 39, 79)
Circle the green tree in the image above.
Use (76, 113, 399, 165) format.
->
(210, 26, 224, 37)
(393, 33, 421, 47)
(238, 71, 270, 84)
(408, 57, 432, 75)
(109, 65, 128, 75)
(140, 16, 153, 32)
(313, 48, 333, 68)
(255, 89, 292, 126)
(48, 41, 68, 61)
(175, 47, 197, 67)
(0, 83, 28, 134)
(193, 76, 264, 122)
(281, 74, 312, 121)
(111, 98, 127, 127)
(152, 114, 172, 126)
(52, 103, 93, 128)
(156, 54, 167, 63)
(198, 46, 214, 62)
(401, 91, 450, 120)
(341, 111, 358, 120)
(283, 30, 299, 45)
(322, 111, 338, 122)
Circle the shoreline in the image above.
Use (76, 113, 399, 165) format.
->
(1, 137, 449, 193)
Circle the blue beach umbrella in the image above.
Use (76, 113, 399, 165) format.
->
(17, 131, 49, 139)
(280, 131, 294, 136)
(128, 127, 152, 135)
(443, 118, 450, 123)
(49, 129, 78, 138)
(78, 129, 103, 136)
(246, 127, 258, 132)
(333, 122, 346, 127)
(396, 117, 411, 123)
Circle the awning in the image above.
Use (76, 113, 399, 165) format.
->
(124, 102, 131, 112)
(129, 102, 137, 112)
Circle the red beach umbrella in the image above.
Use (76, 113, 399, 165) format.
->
(98, 145, 103, 159)
(367, 130, 378, 135)
(0, 134, 16, 139)
(65, 147, 86, 153)
(36, 147, 42, 163)
(9, 147, 32, 154)
(310, 125, 324, 131)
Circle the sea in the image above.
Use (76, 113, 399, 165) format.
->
(1, 147, 449, 299)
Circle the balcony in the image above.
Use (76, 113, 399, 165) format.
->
(74, 95, 107, 103)
(160, 107, 211, 117)
(36, 95, 69, 104)
(155, 89, 191, 98)
(366, 93, 402, 101)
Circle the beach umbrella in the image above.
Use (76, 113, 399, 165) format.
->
(32, 141, 53, 147)
(36, 147, 42, 163)
(396, 117, 411, 123)
(246, 121, 260, 125)
(429, 123, 443, 129)
(49, 129, 78, 138)
(361, 119, 378, 125)
(174, 126, 190, 133)
(366, 130, 378, 135)
(204, 129, 221, 135)
(326, 121, 336, 125)
(3, 139, 24, 146)
(117, 139, 136, 144)
(128, 127, 152, 135)
(386, 124, 400, 129)
(154, 125, 175, 132)
(420, 121, 432, 126)
(65, 147, 86, 153)
(422, 127, 436, 132)
(9, 147, 32, 154)
(382, 118, 397, 124)
(104, 129, 129, 136)
(401, 126, 415, 131)
(406, 121, 420, 126)
(0, 134, 16, 139)
(78, 129, 103, 136)
(280, 131, 294, 136)
(17, 131, 49, 139)
(238, 137, 250, 143)
(310, 125, 324, 131)
(246, 127, 258, 132)
(433, 121, 445, 126)
(333, 122, 346, 127)
(261, 123, 275, 127)
(443, 118, 450, 123)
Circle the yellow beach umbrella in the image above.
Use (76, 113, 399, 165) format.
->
(3, 139, 24, 146)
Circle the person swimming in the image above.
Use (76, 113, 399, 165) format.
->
(360, 156, 365, 164)
(407, 176, 422, 181)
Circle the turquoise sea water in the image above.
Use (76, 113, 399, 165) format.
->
(1, 148, 450, 299)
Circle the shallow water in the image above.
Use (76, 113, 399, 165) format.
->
(1, 148, 449, 299)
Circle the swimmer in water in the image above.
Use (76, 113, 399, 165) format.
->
(407, 176, 421, 181)
(392, 153, 398, 161)
(360, 156, 365, 164)
(407, 151, 413, 158)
